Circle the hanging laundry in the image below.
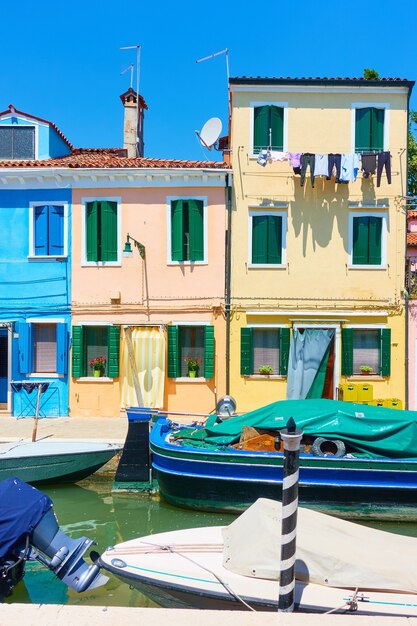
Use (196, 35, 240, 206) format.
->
(300, 153, 315, 188)
(340, 153, 360, 183)
(361, 153, 377, 179)
(269, 151, 287, 162)
(314, 154, 329, 177)
(257, 150, 268, 167)
(327, 153, 341, 182)
(377, 151, 391, 187)
(288, 152, 302, 175)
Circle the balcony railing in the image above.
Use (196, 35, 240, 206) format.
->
(406, 257, 417, 298)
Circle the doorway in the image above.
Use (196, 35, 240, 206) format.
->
(0, 328, 9, 409)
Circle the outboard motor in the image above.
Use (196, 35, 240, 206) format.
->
(0, 477, 108, 598)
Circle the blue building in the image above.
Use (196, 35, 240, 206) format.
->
(0, 105, 72, 416)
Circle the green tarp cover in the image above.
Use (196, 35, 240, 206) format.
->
(176, 399, 417, 459)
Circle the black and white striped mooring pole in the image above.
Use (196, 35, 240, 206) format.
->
(278, 416, 303, 613)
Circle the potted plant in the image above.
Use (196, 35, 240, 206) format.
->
(359, 365, 373, 375)
(184, 357, 200, 378)
(89, 356, 106, 377)
(259, 365, 274, 375)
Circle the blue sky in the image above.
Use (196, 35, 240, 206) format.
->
(1, 0, 415, 161)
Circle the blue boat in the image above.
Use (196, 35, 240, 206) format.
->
(149, 399, 417, 519)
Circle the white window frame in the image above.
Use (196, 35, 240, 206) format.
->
(26, 317, 65, 378)
(344, 323, 387, 377)
(166, 196, 208, 265)
(350, 102, 390, 153)
(348, 211, 388, 269)
(28, 201, 68, 259)
(81, 196, 122, 267)
(0, 123, 38, 160)
(74, 322, 114, 381)
(248, 208, 287, 269)
(249, 101, 288, 157)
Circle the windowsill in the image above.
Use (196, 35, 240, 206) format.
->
(175, 377, 207, 383)
(28, 373, 62, 378)
(348, 375, 386, 381)
(167, 261, 208, 266)
(28, 256, 67, 262)
(347, 265, 387, 270)
(81, 262, 121, 267)
(76, 377, 114, 382)
(245, 375, 287, 380)
(248, 264, 286, 269)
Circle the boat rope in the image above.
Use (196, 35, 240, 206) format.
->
(324, 587, 359, 614)
(0, 534, 30, 576)
(140, 541, 256, 611)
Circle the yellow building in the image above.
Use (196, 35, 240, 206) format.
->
(228, 76, 414, 412)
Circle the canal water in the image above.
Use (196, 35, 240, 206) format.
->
(7, 473, 417, 608)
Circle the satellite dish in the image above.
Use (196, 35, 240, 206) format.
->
(216, 395, 237, 419)
(195, 117, 222, 150)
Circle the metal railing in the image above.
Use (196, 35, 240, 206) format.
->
(406, 257, 417, 298)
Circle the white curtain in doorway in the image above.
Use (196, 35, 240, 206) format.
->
(121, 327, 165, 408)
(286, 328, 334, 400)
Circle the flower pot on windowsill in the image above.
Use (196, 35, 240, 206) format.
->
(188, 370, 198, 378)
(93, 369, 104, 378)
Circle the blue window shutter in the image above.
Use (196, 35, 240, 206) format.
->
(49, 205, 65, 256)
(18, 322, 33, 374)
(34, 206, 48, 255)
(56, 323, 68, 375)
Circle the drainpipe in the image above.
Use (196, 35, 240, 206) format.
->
(225, 173, 232, 395)
(405, 288, 409, 410)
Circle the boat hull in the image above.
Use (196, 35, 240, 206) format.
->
(150, 420, 417, 518)
(0, 441, 121, 484)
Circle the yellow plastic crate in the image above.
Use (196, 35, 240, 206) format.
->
(370, 399, 385, 407)
(338, 384, 358, 402)
(384, 398, 403, 410)
(357, 384, 373, 402)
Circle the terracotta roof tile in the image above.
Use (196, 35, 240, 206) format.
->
(408, 233, 417, 246)
(230, 76, 413, 84)
(408, 210, 417, 219)
(0, 149, 228, 169)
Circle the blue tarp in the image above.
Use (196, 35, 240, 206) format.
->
(0, 477, 52, 559)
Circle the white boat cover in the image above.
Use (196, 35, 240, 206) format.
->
(222, 498, 417, 593)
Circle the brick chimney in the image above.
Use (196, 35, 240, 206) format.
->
(120, 88, 148, 158)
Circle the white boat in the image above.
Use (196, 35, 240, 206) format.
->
(100, 498, 417, 616)
(0, 439, 121, 484)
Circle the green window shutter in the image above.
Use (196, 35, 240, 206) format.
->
(352, 216, 370, 264)
(188, 200, 204, 261)
(171, 200, 183, 261)
(279, 327, 290, 375)
(371, 108, 384, 152)
(254, 105, 269, 153)
(240, 328, 253, 375)
(341, 328, 354, 376)
(270, 106, 284, 151)
(71, 325, 84, 378)
(108, 325, 120, 378)
(380, 328, 391, 377)
(252, 215, 268, 264)
(86, 202, 99, 262)
(203, 325, 215, 378)
(368, 217, 382, 265)
(100, 201, 118, 262)
(355, 108, 371, 152)
(167, 325, 179, 378)
(267, 215, 282, 264)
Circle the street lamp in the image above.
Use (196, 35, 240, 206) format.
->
(123, 234, 145, 259)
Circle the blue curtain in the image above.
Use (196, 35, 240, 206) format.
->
(286, 329, 335, 400)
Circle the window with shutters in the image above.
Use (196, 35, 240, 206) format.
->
(82, 197, 121, 265)
(18, 321, 68, 376)
(0, 126, 35, 160)
(249, 210, 286, 267)
(348, 212, 387, 268)
(251, 103, 287, 155)
(71, 325, 120, 379)
(341, 327, 391, 377)
(354, 106, 386, 153)
(240, 327, 290, 376)
(29, 202, 67, 258)
(167, 197, 207, 264)
(167, 324, 214, 379)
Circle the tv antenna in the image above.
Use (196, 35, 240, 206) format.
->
(195, 117, 222, 150)
(120, 45, 141, 156)
(196, 48, 230, 119)
(120, 64, 134, 89)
